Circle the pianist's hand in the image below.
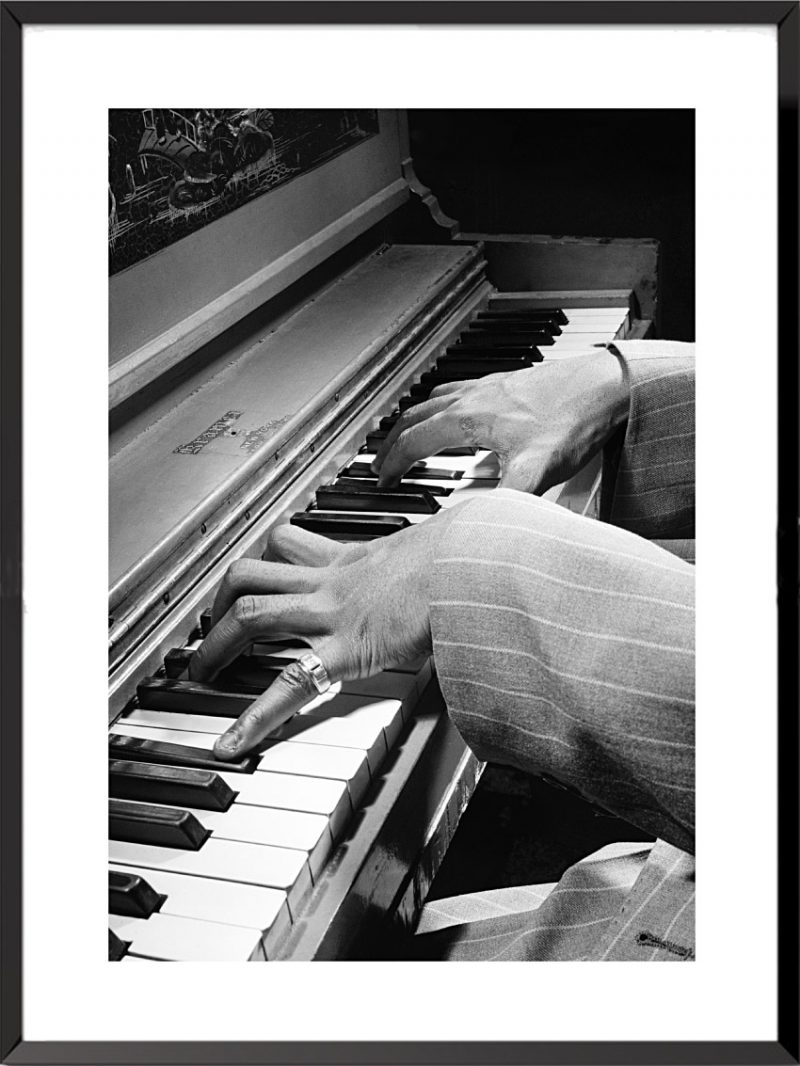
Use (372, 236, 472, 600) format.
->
(188, 513, 463, 760)
(372, 349, 630, 494)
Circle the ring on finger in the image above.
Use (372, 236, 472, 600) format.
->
(296, 652, 332, 694)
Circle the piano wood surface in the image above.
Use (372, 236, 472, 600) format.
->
(110, 243, 481, 593)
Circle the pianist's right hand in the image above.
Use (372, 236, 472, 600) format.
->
(188, 511, 465, 760)
(372, 348, 630, 495)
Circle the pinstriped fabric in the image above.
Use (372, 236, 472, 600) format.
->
(412, 841, 659, 961)
(412, 489, 694, 960)
(408, 343, 696, 962)
(415, 882, 557, 935)
(606, 341, 696, 539)
(430, 491, 695, 853)
(593, 839, 695, 961)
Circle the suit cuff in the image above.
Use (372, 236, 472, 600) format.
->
(603, 342, 695, 538)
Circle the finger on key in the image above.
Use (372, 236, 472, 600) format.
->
(189, 594, 318, 683)
(370, 393, 459, 479)
(265, 524, 358, 568)
(373, 411, 468, 487)
(210, 558, 318, 629)
(214, 655, 333, 759)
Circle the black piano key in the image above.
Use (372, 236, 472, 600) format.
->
(137, 676, 270, 715)
(408, 381, 439, 400)
(411, 365, 521, 398)
(484, 304, 568, 324)
(343, 461, 463, 481)
(361, 432, 478, 458)
(109, 870, 166, 919)
(245, 643, 310, 668)
(364, 429, 389, 451)
(459, 329, 555, 347)
(109, 928, 130, 961)
(445, 344, 544, 361)
(415, 370, 480, 387)
(109, 733, 258, 774)
(315, 484, 440, 515)
(377, 412, 487, 442)
(475, 313, 563, 332)
(164, 647, 192, 678)
(412, 371, 496, 396)
(163, 648, 282, 697)
(109, 798, 211, 851)
(291, 512, 410, 537)
(199, 607, 213, 636)
(471, 320, 561, 337)
(214, 662, 287, 693)
(334, 477, 453, 498)
(109, 759, 237, 812)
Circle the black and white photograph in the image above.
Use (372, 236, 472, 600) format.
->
(3, 7, 796, 1063)
(108, 107, 697, 965)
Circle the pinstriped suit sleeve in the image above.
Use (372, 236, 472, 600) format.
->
(430, 489, 695, 854)
(603, 340, 695, 539)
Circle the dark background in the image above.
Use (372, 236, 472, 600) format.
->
(408, 109, 695, 341)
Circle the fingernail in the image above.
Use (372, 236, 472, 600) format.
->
(370, 459, 380, 474)
(215, 732, 239, 755)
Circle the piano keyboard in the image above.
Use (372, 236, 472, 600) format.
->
(108, 296, 631, 961)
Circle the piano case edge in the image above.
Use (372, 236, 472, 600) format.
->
(272, 677, 483, 961)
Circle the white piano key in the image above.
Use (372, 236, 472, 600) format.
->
(110, 722, 222, 747)
(271, 714, 388, 774)
(298, 695, 405, 748)
(421, 450, 500, 479)
(110, 723, 372, 804)
(108, 862, 291, 955)
(337, 673, 419, 716)
(112, 720, 373, 801)
(146, 669, 413, 737)
(548, 332, 617, 348)
(256, 742, 372, 805)
(361, 475, 490, 493)
(109, 911, 266, 962)
(560, 315, 629, 331)
(358, 450, 500, 479)
(123, 709, 254, 735)
(333, 475, 497, 497)
(139, 802, 332, 881)
(216, 770, 352, 840)
(126, 688, 407, 739)
(110, 835, 312, 918)
(560, 306, 631, 318)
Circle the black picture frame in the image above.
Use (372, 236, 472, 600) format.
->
(1, 3, 797, 1064)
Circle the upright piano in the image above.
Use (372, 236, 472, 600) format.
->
(108, 109, 657, 962)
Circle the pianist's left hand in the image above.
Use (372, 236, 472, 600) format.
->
(188, 511, 464, 760)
